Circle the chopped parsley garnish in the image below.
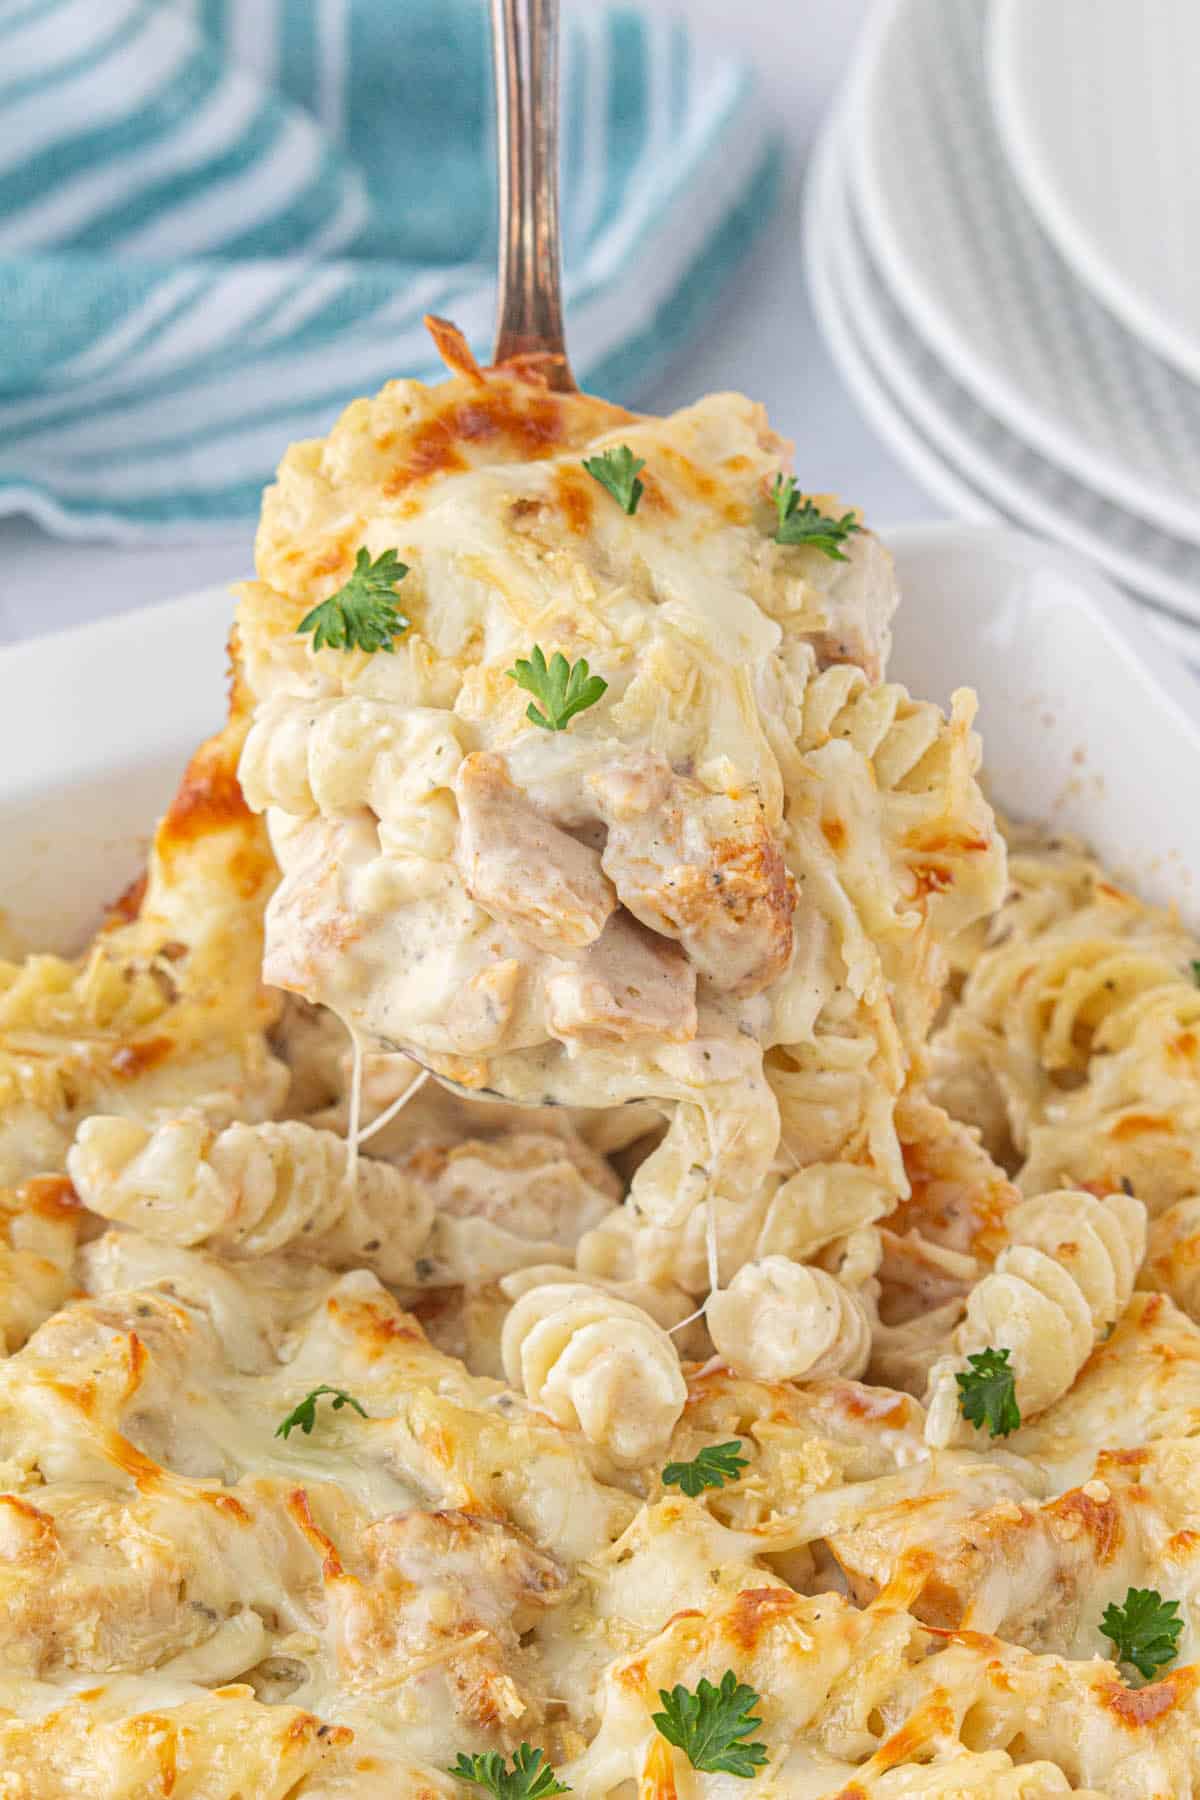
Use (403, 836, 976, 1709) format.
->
(296, 547, 409, 653)
(1100, 1587, 1183, 1681)
(1191, 959, 1200, 986)
(275, 1385, 368, 1441)
(770, 474, 861, 559)
(662, 1440, 749, 1497)
(448, 1745, 570, 1797)
(582, 444, 645, 514)
(652, 1670, 768, 1778)
(955, 1347, 1021, 1439)
(507, 644, 608, 732)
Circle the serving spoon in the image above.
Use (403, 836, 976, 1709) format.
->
(490, 0, 577, 391)
(366, 2, 599, 1112)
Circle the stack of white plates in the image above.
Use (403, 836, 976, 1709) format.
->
(807, 0, 1200, 662)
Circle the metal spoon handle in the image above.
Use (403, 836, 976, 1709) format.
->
(490, 0, 576, 389)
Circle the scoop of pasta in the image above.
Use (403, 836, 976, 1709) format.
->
(233, 335, 1005, 1264)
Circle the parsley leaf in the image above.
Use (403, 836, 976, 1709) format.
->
(507, 644, 608, 732)
(955, 1347, 1021, 1439)
(1191, 959, 1200, 986)
(662, 1440, 749, 1498)
(652, 1670, 768, 1778)
(1100, 1587, 1183, 1681)
(275, 1385, 368, 1441)
(297, 547, 409, 653)
(448, 1744, 570, 1798)
(770, 474, 861, 560)
(582, 444, 645, 514)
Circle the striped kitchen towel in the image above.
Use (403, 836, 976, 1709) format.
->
(0, 0, 781, 539)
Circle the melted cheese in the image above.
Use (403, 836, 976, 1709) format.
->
(235, 352, 1005, 1277)
(2, 343, 1199, 1794)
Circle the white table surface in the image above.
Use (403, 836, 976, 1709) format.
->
(0, 0, 934, 645)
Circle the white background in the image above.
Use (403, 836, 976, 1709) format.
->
(0, 0, 934, 642)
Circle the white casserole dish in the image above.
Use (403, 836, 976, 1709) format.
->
(0, 522, 1196, 954)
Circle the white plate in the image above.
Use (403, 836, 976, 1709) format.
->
(811, 118, 1200, 641)
(2, 525, 1198, 956)
(805, 114, 1200, 664)
(804, 128, 1001, 526)
(845, 0, 1200, 549)
(990, 0, 1200, 389)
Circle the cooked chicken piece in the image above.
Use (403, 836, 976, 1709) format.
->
(456, 751, 617, 952)
(543, 909, 697, 1045)
(589, 752, 796, 997)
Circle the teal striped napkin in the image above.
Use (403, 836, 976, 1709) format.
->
(0, 0, 781, 539)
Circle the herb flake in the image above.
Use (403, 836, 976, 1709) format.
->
(582, 445, 645, 515)
(955, 1346, 1021, 1439)
(662, 1440, 749, 1498)
(448, 1744, 570, 1798)
(1100, 1587, 1183, 1681)
(275, 1385, 368, 1441)
(770, 475, 861, 559)
(297, 547, 409, 653)
(507, 644, 607, 732)
(652, 1670, 768, 1778)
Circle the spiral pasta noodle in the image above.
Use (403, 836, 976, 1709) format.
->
(796, 667, 1003, 943)
(943, 937, 1188, 1132)
(705, 1254, 872, 1382)
(69, 1113, 623, 1293)
(499, 1263, 706, 1358)
(753, 667, 1004, 1224)
(924, 1188, 1145, 1445)
(68, 1115, 434, 1285)
(953, 822, 1193, 978)
(240, 696, 464, 858)
(500, 1281, 686, 1467)
(576, 1155, 891, 1300)
(1018, 977, 1200, 1210)
(932, 824, 1200, 1201)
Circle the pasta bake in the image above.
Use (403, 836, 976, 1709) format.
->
(0, 327, 1197, 1798)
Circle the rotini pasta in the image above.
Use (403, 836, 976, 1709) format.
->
(932, 823, 1200, 1211)
(5, 331, 1200, 1796)
(500, 1280, 686, 1466)
(924, 1187, 1146, 1444)
(705, 1254, 872, 1381)
(68, 1115, 434, 1284)
(0, 699, 285, 1191)
(68, 1115, 619, 1289)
